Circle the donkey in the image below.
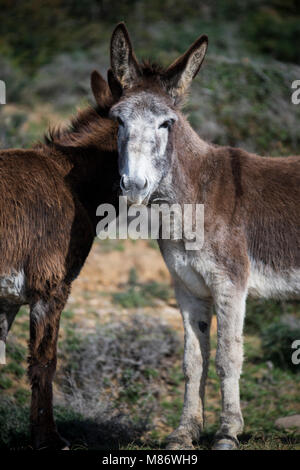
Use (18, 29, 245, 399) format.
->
(102, 23, 300, 450)
(0, 72, 120, 449)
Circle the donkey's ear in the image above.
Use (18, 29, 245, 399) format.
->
(165, 35, 208, 103)
(91, 70, 111, 106)
(107, 68, 122, 101)
(110, 22, 140, 88)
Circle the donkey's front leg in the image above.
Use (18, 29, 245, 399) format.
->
(28, 284, 69, 450)
(212, 287, 247, 450)
(166, 283, 212, 450)
(0, 302, 20, 364)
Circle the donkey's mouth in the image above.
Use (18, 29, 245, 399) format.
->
(125, 192, 150, 206)
(149, 197, 170, 204)
(148, 192, 171, 205)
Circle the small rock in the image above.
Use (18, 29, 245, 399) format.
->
(275, 415, 300, 430)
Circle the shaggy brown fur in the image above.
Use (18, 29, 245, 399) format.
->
(0, 74, 119, 449)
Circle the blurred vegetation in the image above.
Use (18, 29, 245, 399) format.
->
(1, 0, 300, 154)
(1, 1, 300, 73)
(112, 268, 172, 308)
(261, 318, 300, 372)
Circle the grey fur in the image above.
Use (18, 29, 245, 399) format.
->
(111, 68, 299, 452)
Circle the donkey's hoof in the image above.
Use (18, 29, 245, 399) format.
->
(166, 430, 194, 450)
(166, 441, 194, 450)
(212, 435, 239, 450)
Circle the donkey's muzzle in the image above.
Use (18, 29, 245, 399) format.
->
(120, 175, 148, 191)
(120, 175, 149, 204)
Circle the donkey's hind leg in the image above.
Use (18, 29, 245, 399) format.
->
(0, 301, 20, 364)
(166, 283, 212, 450)
(28, 283, 70, 450)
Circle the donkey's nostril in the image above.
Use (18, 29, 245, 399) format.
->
(120, 175, 130, 191)
(135, 177, 148, 191)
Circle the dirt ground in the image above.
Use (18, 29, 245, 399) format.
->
(68, 239, 217, 334)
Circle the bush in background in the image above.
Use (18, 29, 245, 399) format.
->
(56, 314, 180, 447)
(261, 315, 300, 372)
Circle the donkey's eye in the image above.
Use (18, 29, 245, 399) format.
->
(159, 119, 174, 130)
(117, 117, 124, 126)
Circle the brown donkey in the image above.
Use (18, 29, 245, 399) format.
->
(0, 73, 120, 449)
(102, 23, 300, 450)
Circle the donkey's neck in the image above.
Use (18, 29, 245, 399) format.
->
(161, 113, 212, 204)
(178, 113, 210, 157)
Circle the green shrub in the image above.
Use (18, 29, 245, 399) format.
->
(261, 320, 300, 372)
(242, 7, 300, 63)
(0, 399, 30, 449)
(112, 269, 172, 308)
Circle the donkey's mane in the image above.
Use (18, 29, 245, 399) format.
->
(140, 60, 167, 78)
(45, 106, 101, 144)
(138, 60, 191, 106)
(44, 104, 117, 151)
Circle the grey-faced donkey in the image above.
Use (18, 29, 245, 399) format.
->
(100, 23, 300, 450)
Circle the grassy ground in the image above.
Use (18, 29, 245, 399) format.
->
(0, 240, 299, 450)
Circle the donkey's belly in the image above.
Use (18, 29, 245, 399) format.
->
(0, 271, 26, 304)
(248, 261, 300, 299)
